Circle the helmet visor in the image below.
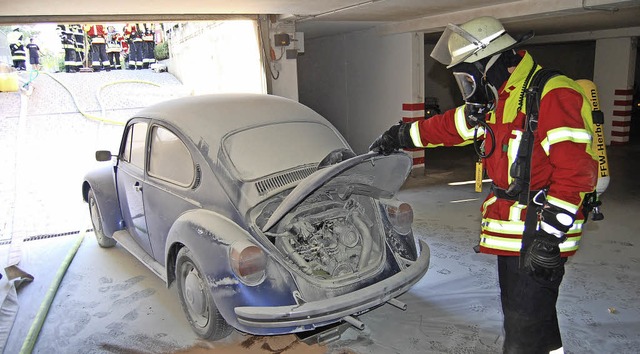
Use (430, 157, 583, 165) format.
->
(453, 72, 478, 101)
(431, 24, 481, 68)
(430, 23, 506, 68)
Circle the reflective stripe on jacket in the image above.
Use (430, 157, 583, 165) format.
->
(408, 51, 598, 257)
(106, 42, 122, 53)
(10, 44, 26, 60)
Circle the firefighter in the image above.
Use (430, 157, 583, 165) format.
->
(57, 25, 77, 73)
(122, 24, 131, 69)
(370, 16, 598, 354)
(120, 33, 130, 69)
(71, 24, 86, 70)
(124, 23, 143, 70)
(106, 31, 123, 70)
(85, 24, 111, 71)
(7, 28, 27, 71)
(141, 23, 156, 69)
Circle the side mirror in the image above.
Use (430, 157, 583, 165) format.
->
(95, 150, 113, 161)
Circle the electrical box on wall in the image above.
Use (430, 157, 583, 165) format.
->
(273, 31, 304, 59)
(274, 33, 291, 47)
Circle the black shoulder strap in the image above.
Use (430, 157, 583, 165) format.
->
(525, 68, 563, 132)
(517, 68, 565, 263)
(507, 68, 562, 205)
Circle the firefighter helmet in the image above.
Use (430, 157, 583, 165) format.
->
(431, 16, 521, 68)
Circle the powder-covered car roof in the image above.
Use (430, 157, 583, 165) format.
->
(133, 93, 334, 159)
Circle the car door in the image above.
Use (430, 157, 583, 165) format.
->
(143, 123, 199, 265)
(116, 120, 154, 255)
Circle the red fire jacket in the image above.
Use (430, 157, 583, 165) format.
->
(85, 25, 106, 44)
(407, 51, 598, 257)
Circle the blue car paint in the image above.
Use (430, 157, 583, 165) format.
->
(164, 210, 302, 333)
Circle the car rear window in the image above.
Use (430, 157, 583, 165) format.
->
(223, 122, 347, 181)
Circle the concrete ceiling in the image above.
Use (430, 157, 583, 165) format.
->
(2, 0, 640, 42)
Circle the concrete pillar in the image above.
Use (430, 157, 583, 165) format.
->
(403, 32, 426, 167)
(593, 37, 637, 145)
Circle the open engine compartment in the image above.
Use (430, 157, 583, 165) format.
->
(256, 189, 384, 281)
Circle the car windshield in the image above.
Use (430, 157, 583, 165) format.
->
(223, 121, 348, 181)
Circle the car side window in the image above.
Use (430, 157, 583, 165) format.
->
(121, 122, 148, 169)
(148, 125, 194, 187)
(121, 127, 133, 162)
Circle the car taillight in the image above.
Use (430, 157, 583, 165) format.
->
(230, 241, 267, 286)
(385, 202, 414, 235)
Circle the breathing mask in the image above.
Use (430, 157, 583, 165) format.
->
(453, 54, 508, 158)
(453, 54, 504, 126)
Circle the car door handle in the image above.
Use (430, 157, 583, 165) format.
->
(134, 182, 142, 192)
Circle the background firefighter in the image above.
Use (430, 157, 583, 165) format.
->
(141, 23, 156, 69)
(57, 25, 77, 73)
(85, 24, 111, 71)
(370, 16, 598, 354)
(106, 30, 123, 70)
(71, 24, 86, 71)
(124, 23, 143, 70)
(7, 28, 27, 71)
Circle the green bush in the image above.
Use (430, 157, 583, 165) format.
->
(39, 54, 64, 72)
(155, 42, 169, 61)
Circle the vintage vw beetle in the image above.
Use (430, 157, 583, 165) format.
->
(82, 93, 430, 340)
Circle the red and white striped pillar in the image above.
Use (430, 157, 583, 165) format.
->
(610, 88, 633, 145)
(402, 102, 425, 166)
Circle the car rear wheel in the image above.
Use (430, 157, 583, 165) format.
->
(176, 247, 232, 340)
(88, 189, 117, 248)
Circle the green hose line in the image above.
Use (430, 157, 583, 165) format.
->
(19, 230, 86, 354)
(21, 70, 40, 89)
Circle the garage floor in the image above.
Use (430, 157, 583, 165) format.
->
(1, 71, 639, 354)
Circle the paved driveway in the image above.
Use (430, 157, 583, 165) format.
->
(0, 69, 188, 244)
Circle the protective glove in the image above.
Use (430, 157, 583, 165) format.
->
(369, 122, 413, 155)
(521, 230, 566, 281)
(520, 203, 574, 281)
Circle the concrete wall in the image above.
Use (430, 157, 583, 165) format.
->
(525, 42, 596, 81)
(167, 21, 266, 95)
(298, 29, 423, 154)
(594, 37, 637, 145)
(424, 43, 462, 112)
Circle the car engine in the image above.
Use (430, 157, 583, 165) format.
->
(263, 193, 382, 280)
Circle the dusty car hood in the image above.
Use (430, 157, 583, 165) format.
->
(262, 152, 412, 232)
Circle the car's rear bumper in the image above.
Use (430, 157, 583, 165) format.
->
(234, 240, 430, 328)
